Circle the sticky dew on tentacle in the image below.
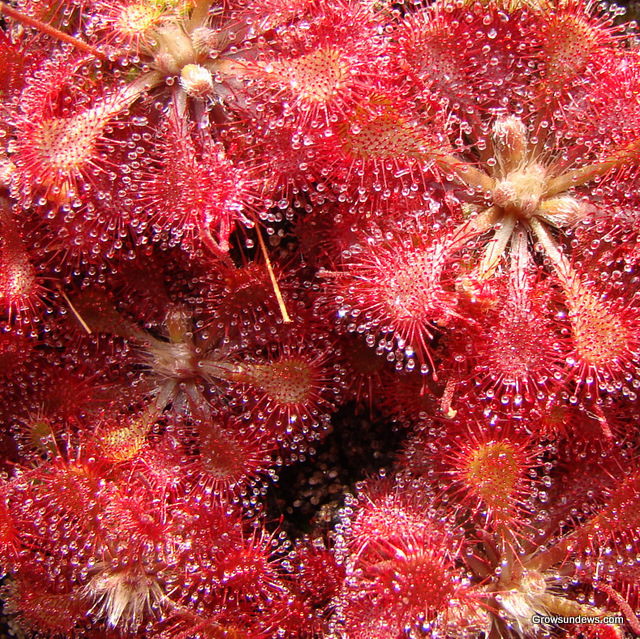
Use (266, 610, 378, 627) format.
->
(530, 218, 640, 404)
(0, 3, 107, 60)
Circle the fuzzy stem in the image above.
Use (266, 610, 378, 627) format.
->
(528, 217, 575, 286)
(508, 223, 531, 309)
(544, 160, 617, 197)
(198, 359, 245, 381)
(598, 583, 640, 634)
(139, 397, 165, 427)
(510, 224, 528, 280)
(543, 137, 640, 197)
(590, 403, 613, 439)
(188, 0, 215, 32)
(440, 377, 457, 418)
(546, 136, 640, 197)
(0, 3, 107, 60)
(448, 206, 501, 253)
(115, 70, 166, 110)
(434, 154, 496, 193)
(465, 552, 492, 578)
(476, 214, 517, 282)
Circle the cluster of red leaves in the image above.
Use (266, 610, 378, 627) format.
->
(1, 0, 640, 637)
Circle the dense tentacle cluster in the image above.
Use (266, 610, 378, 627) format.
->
(1, 0, 640, 637)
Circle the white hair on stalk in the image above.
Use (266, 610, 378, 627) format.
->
(84, 563, 166, 631)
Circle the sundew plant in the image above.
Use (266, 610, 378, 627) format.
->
(1, 0, 640, 637)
